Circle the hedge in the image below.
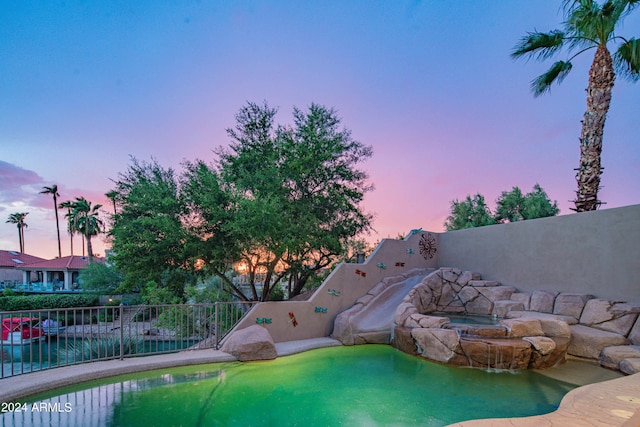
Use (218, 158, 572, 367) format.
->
(0, 294, 100, 312)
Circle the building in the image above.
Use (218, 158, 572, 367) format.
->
(0, 250, 45, 288)
(4, 254, 104, 292)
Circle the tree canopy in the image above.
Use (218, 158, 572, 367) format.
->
(108, 102, 373, 302)
(445, 184, 559, 231)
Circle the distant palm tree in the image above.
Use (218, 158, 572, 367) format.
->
(105, 190, 119, 215)
(512, 0, 639, 212)
(6, 212, 29, 253)
(59, 200, 76, 255)
(67, 197, 104, 259)
(41, 184, 62, 258)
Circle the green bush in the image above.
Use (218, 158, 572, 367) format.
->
(0, 294, 99, 311)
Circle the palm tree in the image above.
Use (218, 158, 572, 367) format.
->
(59, 200, 76, 255)
(105, 190, 119, 215)
(512, 0, 639, 212)
(6, 212, 28, 253)
(40, 185, 62, 258)
(68, 197, 104, 259)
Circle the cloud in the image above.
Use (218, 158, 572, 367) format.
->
(0, 160, 51, 212)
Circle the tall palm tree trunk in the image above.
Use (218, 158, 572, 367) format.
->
(54, 200, 62, 258)
(574, 45, 615, 212)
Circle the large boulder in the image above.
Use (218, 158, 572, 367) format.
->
(452, 337, 532, 369)
(506, 310, 578, 325)
(599, 345, 640, 370)
(530, 290, 559, 313)
(568, 324, 629, 359)
(492, 300, 524, 318)
(500, 318, 544, 338)
(411, 328, 460, 363)
(221, 325, 277, 361)
(629, 317, 640, 345)
(619, 358, 640, 375)
(527, 336, 569, 369)
(553, 293, 594, 319)
(579, 299, 640, 336)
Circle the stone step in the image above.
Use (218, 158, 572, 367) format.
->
(569, 324, 629, 359)
(599, 345, 640, 370)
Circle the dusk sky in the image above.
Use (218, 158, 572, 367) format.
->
(1, 1, 639, 260)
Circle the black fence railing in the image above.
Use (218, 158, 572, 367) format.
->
(0, 302, 257, 379)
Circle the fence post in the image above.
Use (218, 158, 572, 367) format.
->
(119, 303, 124, 360)
(214, 302, 219, 349)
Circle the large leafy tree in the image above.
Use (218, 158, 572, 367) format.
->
(444, 194, 495, 231)
(40, 185, 62, 258)
(512, 0, 639, 212)
(494, 184, 560, 223)
(6, 212, 28, 253)
(109, 158, 193, 298)
(183, 102, 373, 301)
(78, 261, 123, 293)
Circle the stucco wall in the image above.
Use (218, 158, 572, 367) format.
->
(228, 231, 438, 343)
(437, 204, 640, 303)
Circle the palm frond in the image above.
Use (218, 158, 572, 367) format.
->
(511, 30, 566, 60)
(531, 60, 573, 96)
(615, 37, 640, 81)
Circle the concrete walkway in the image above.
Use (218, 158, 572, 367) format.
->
(1, 339, 638, 426)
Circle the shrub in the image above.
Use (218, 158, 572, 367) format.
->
(0, 294, 99, 311)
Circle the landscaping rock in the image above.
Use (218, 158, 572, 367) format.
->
(220, 325, 277, 361)
(506, 311, 578, 325)
(453, 337, 532, 369)
(568, 324, 629, 359)
(493, 300, 524, 318)
(553, 293, 594, 319)
(393, 302, 417, 328)
(579, 299, 640, 336)
(405, 314, 449, 329)
(629, 317, 640, 345)
(523, 336, 556, 356)
(619, 358, 640, 375)
(530, 290, 559, 313)
(599, 345, 640, 370)
(510, 293, 531, 310)
(332, 304, 361, 345)
(528, 337, 569, 369)
(500, 318, 544, 338)
(411, 328, 459, 363)
(467, 280, 501, 287)
(393, 326, 418, 355)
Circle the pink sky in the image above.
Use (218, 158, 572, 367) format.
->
(1, 1, 639, 260)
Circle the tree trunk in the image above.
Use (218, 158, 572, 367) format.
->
(54, 197, 61, 258)
(574, 44, 614, 212)
(87, 235, 93, 259)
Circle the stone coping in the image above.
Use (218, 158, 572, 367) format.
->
(0, 340, 638, 426)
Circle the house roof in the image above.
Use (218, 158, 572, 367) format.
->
(0, 250, 46, 268)
(15, 255, 105, 270)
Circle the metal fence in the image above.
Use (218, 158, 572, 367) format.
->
(0, 302, 257, 379)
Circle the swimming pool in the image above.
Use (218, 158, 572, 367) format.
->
(4, 345, 575, 426)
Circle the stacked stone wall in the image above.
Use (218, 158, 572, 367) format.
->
(393, 268, 640, 374)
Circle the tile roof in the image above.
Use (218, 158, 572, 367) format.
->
(15, 255, 105, 270)
(0, 250, 46, 268)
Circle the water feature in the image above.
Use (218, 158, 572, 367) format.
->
(7, 345, 576, 427)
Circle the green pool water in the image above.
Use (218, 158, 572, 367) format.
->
(7, 345, 575, 426)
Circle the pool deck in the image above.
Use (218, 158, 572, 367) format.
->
(0, 338, 638, 426)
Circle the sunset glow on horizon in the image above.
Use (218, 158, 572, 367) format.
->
(1, 1, 638, 260)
